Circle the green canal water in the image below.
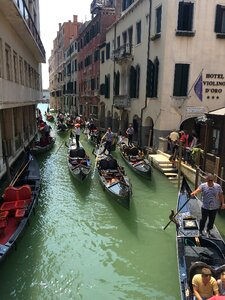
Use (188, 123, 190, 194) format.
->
(1, 104, 225, 300)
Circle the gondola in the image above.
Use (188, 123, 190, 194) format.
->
(56, 122, 68, 134)
(67, 137, 91, 182)
(45, 112, 54, 122)
(95, 153, 132, 209)
(119, 142, 152, 178)
(0, 153, 41, 263)
(30, 136, 55, 154)
(173, 177, 225, 299)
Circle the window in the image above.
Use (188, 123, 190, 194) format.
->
(0, 38, 3, 78)
(156, 6, 162, 34)
(129, 65, 140, 98)
(101, 50, 105, 64)
(117, 36, 120, 48)
(114, 71, 120, 96)
(146, 57, 159, 98)
(215, 5, 225, 37)
(136, 21, 141, 44)
(173, 63, 189, 97)
(106, 43, 110, 60)
(104, 74, 110, 98)
(136, 65, 140, 98)
(177, 2, 194, 32)
(5, 44, 12, 81)
(122, 0, 134, 11)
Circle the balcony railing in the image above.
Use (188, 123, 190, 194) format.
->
(1, 0, 46, 62)
(113, 95, 131, 109)
(112, 43, 133, 64)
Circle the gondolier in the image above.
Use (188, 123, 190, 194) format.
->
(126, 124, 134, 146)
(100, 127, 114, 155)
(190, 173, 225, 237)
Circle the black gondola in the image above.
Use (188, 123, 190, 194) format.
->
(67, 137, 91, 182)
(175, 177, 225, 299)
(0, 153, 40, 263)
(96, 153, 132, 209)
(119, 142, 152, 178)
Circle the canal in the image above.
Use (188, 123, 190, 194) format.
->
(1, 104, 225, 300)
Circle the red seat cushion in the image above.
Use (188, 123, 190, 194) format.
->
(3, 186, 18, 202)
(0, 201, 16, 211)
(18, 185, 31, 201)
(3, 185, 31, 202)
(15, 208, 26, 218)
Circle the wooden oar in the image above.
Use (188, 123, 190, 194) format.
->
(55, 140, 65, 154)
(10, 156, 32, 186)
(163, 194, 192, 230)
(92, 139, 104, 179)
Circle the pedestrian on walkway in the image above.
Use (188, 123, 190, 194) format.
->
(190, 173, 225, 237)
(167, 130, 179, 154)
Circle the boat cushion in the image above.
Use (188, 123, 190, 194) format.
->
(3, 185, 31, 202)
(99, 159, 109, 170)
(108, 159, 118, 170)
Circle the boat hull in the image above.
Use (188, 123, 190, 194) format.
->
(176, 178, 225, 299)
(119, 143, 151, 178)
(67, 138, 91, 182)
(0, 154, 40, 263)
(31, 138, 55, 154)
(96, 154, 132, 209)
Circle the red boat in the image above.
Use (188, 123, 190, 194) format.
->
(0, 154, 40, 263)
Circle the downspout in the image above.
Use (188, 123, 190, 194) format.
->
(140, 0, 152, 147)
(111, 21, 117, 130)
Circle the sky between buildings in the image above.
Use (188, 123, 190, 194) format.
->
(39, 0, 91, 89)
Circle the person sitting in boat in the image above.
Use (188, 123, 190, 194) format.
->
(217, 271, 225, 295)
(192, 267, 219, 299)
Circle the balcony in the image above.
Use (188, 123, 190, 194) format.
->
(113, 95, 131, 109)
(1, 0, 46, 63)
(90, 0, 114, 14)
(112, 43, 133, 64)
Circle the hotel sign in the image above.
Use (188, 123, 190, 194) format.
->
(186, 107, 206, 114)
(203, 73, 225, 95)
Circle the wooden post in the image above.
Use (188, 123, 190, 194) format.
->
(3, 139, 11, 183)
(146, 128, 152, 160)
(214, 157, 220, 182)
(220, 167, 224, 186)
(177, 141, 182, 190)
(195, 167, 200, 189)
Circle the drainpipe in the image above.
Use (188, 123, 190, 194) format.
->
(111, 21, 117, 131)
(140, 0, 152, 147)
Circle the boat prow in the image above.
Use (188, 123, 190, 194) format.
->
(175, 177, 225, 299)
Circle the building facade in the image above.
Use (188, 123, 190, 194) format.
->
(77, 3, 116, 125)
(0, 0, 45, 179)
(100, 0, 225, 149)
(49, 15, 81, 113)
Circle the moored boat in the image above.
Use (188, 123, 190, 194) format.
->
(119, 143, 152, 178)
(173, 177, 225, 299)
(67, 137, 91, 182)
(0, 153, 41, 263)
(45, 112, 54, 122)
(96, 154, 132, 209)
(30, 136, 55, 154)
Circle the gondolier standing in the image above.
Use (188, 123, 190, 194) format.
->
(101, 127, 114, 155)
(126, 124, 134, 146)
(191, 173, 225, 237)
(74, 123, 81, 148)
